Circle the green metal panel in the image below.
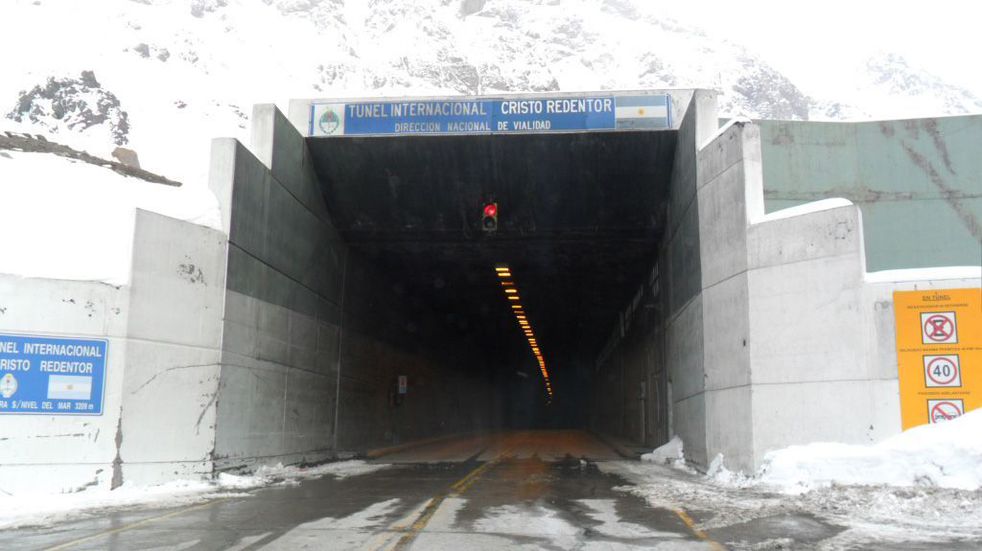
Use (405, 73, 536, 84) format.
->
(758, 116, 982, 271)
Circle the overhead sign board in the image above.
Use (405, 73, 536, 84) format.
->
(0, 333, 108, 416)
(310, 94, 671, 137)
(893, 289, 980, 429)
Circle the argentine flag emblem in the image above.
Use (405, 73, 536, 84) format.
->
(614, 95, 671, 130)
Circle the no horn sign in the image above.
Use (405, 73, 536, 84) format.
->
(921, 311, 958, 344)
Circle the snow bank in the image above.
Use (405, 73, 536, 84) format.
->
(707, 453, 752, 487)
(0, 150, 220, 285)
(703, 115, 752, 148)
(642, 436, 697, 475)
(757, 197, 854, 223)
(865, 265, 982, 283)
(218, 460, 390, 488)
(0, 460, 388, 529)
(641, 436, 683, 464)
(757, 409, 982, 493)
(0, 479, 239, 530)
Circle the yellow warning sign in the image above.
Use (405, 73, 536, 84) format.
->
(894, 288, 981, 430)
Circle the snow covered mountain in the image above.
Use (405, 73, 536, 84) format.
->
(1, 0, 980, 189)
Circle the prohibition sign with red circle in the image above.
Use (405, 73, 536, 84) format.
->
(926, 357, 959, 385)
(923, 314, 955, 342)
(930, 401, 962, 422)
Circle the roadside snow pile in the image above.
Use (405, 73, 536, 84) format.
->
(0, 478, 241, 529)
(706, 453, 753, 487)
(757, 409, 982, 493)
(640, 436, 692, 472)
(0, 460, 389, 529)
(218, 460, 390, 488)
(0, 148, 219, 284)
(607, 414, 982, 546)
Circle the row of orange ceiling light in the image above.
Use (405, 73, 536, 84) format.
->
(495, 265, 553, 400)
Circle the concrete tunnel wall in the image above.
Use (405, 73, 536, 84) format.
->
(0, 103, 502, 494)
(208, 105, 498, 471)
(590, 91, 719, 464)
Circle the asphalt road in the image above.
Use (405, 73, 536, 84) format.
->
(4, 430, 727, 550)
(7, 430, 981, 550)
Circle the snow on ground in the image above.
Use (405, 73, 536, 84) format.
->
(576, 499, 683, 539)
(218, 459, 391, 488)
(0, 478, 242, 530)
(474, 504, 582, 548)
(640, 435, 694, 473)
(0, 149, 219, 284)
(755, 409, 982, 494)
(0, 460, 388, 530)
(605, 459, 982, 548)
(610, 409, 982, 547)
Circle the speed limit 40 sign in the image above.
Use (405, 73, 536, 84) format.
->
(922, 355, 961, 388)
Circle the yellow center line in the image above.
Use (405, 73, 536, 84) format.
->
(379, 449, 510, 551)
(44, 498, 227, 551)
(449, 457, 497, 494)
(673, 507, 727, 550)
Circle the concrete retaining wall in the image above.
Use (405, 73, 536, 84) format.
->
(118, 210, 227, 486)
(693, 120, 980, 471)
(593, 113, 979, 473)
(0, 210, 227, 494)
(0, 276, 128, 494)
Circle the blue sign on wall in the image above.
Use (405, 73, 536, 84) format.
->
(0, 334, 108, 416)
(310, 94, 671, 137)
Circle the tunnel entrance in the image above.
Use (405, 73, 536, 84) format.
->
(307, 129, 677, 440)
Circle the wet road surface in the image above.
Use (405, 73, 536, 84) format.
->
(4, 430, 726, 550)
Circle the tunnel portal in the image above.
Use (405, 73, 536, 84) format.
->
(5, 88, 979, 496)
(307, 130, 677, 429)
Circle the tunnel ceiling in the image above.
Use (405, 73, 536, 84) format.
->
(307, 131, 677, 369)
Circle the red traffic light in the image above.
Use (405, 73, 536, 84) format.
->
(482, 202, 498, 232)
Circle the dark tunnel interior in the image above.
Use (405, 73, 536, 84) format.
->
(307, 130, 677, 429)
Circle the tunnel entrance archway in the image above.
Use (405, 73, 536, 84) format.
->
(200, 87, 944, 479)
(307, 127, 678, 432)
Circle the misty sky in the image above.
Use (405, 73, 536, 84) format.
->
(649, 0, 980, 95)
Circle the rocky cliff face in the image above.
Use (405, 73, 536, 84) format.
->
(274, 0, 813, 118)
(9, 71, 130, 146)
(1, 0, 978, 185)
